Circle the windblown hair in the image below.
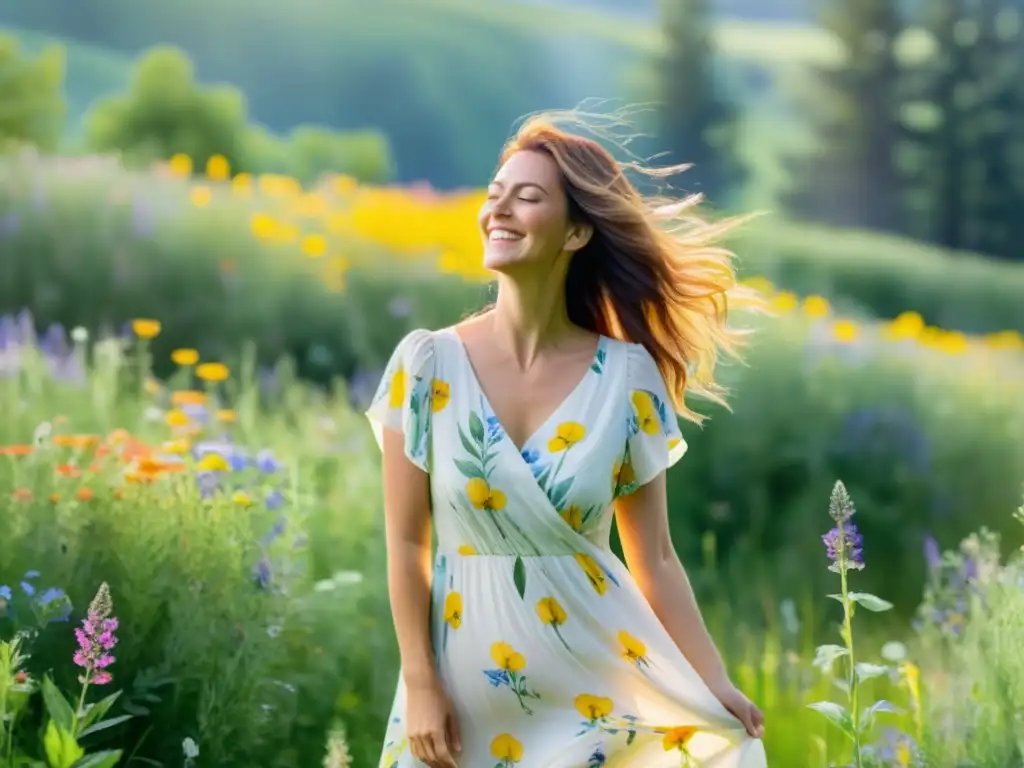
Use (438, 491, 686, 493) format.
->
(498, 109, 765, 424)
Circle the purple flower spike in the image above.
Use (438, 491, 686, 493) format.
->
(823, 520, 865, 572)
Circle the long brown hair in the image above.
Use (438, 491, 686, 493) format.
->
(497, 110, 764, 424)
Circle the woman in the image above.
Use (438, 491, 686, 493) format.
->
(367, 112, 767, 767)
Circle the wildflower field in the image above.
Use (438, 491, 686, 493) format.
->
(2, 150, 1024, 766)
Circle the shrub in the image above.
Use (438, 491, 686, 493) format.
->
(0, 33, 66, 153)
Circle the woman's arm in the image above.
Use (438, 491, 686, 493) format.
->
(381, 427, 438, 688)
(615, 471, 764, 738)
(614, 471, 729, 689)
(381, 428, 461, 767)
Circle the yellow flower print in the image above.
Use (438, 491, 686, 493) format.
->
(631, 391, 660, 435)
(536, 596, 571, 651)
(490, 733, 524, 764)
(574, 693, 614, 722)
(560, 504, 583, 531)
(431, 379, 450, 412)
(388, 367, 406, 409)
(535, 597, 567, 627)
(669, 437, 681, 451)
(618, 630, 650, 668)
(490, 641, 526, 672)
(661, 725, 698, 752)
(547, 421, 586, 452)
(574, 553, 607, 595)
(466, 478, 507, 511)
(457, 544, 478, 556)
(443, 592, 463, 629)
(485, 643, 540, 713)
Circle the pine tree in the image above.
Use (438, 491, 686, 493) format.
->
(780, 0, 908, 234)
(655, 0, 746, 208)
(902, 0, 1024, 259)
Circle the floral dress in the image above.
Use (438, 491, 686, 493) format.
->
(366, 328, 767, 768)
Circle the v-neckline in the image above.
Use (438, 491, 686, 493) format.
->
(443, 327, 605, 455)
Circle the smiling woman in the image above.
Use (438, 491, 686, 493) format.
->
(367, 110, 768, 768)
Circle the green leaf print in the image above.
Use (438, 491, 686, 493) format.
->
(458, 424, 482, 461)
(590, 345, 607, 374)
(548, 476, 575, 511)
(454, 458, 486, 480)
(513, 556, 526, 599)
(469, 411, 486, 443)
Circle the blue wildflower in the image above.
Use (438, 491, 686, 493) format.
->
(256, 450, 280, 474)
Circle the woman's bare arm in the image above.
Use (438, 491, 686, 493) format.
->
(614, 472, 729, 690)
(381, 427, 438, 689)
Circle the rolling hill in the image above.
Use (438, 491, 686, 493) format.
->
(0, 0, 832, 202)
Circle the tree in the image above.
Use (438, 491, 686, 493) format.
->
(0, 35, 66, 152)
(780, 0, 908, 234)
(655, 0, 746, 208)
(901, 0, 1024, 260)
(84, 46, 251, 172)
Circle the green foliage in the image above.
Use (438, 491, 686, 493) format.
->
(247, 124, 395, 187)
(0, 343, 394, 766)
(0, 33, 66, 153)
(82, 46, 395, 185)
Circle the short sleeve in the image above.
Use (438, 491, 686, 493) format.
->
(365, 329, 436, 473)
(622, 343, 687, 489)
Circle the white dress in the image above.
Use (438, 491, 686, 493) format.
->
(367, 328, 767, 768)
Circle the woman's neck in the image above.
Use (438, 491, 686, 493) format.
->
(490, 275, 578, 369)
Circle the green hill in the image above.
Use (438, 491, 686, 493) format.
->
(0, 0, 832, 196)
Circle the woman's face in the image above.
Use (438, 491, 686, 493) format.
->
(478, 150, 591, 274)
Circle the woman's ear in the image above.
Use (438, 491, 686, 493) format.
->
(564, 221, 594, 253)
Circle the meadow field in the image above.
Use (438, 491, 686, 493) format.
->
(1, 2, 1023, 763)
(1, 146, 1023, 766)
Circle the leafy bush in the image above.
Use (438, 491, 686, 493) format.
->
(81, 46, 396, 186)
(0, 33, 65, 152)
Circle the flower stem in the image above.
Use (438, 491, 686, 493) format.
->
(74, 674, 91, 737)
(838, 527, 862, 768)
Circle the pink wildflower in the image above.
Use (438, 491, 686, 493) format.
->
(73, 583, 118, 686)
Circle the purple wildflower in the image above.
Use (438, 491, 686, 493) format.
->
(73, 583, 118, 686)
(823, 520, 865, 572)
(923, 534, 941, 572)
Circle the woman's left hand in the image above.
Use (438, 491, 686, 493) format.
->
(710, 680, 765, 739)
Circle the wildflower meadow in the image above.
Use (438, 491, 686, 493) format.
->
(2, 148, 1024, 767)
